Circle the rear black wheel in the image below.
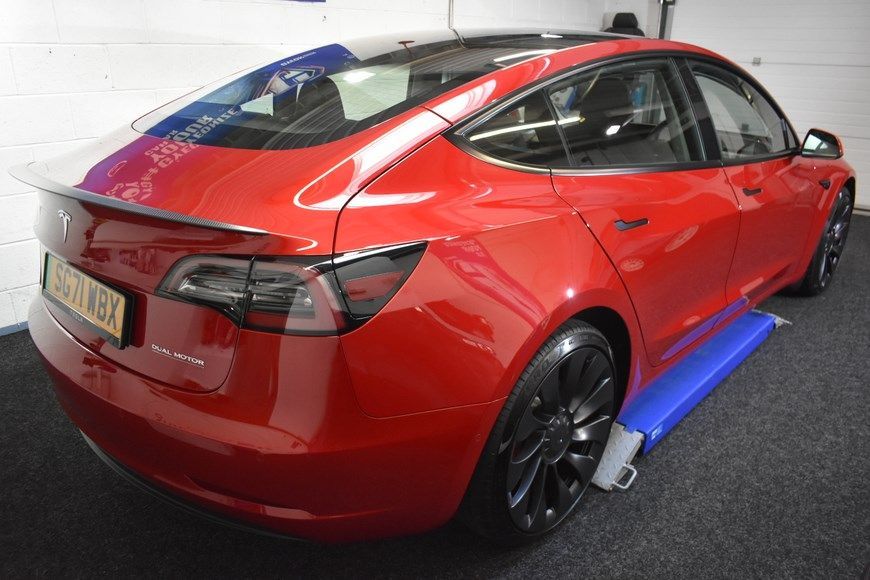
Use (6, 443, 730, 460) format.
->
(795, 188, 853, 296)
(459, 321, 615, 544)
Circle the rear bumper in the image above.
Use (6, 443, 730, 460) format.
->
(80, 431, 301, 540)
(29, 298, 502, 543)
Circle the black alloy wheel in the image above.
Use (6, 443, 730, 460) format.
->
(506, 345, 614, 532)
(460, 321, 616, 544)
(817, 190, 852, 288)
(796, 188, 853, 295)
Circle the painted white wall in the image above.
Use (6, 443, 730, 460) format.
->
(8, 1, 856, 333)
(602, 0, 658, 36)
(456, 0, 604, 29)
(670, 0, 870, 209)
(0, 0, 617, 333)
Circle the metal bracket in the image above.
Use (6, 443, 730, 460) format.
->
(592, 423, 643, 491)
(612, 463, 638, 491)
(752, 308, 791, 328)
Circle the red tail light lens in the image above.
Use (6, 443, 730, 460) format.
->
(332, 242, 427, 319)
(243, 258, 347, 334)
(343, 271, 403, 302)
(157, 242, 426, 335)
(160, 256, 252, 322)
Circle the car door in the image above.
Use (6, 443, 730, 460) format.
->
(686, 61, 818, 304)
(537, 57, 740, 366)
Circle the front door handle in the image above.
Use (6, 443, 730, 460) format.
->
(742, 187, 763, 196)
(614, 218, 649, 231)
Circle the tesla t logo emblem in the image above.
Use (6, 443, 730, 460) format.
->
(57, 210, 71, 242)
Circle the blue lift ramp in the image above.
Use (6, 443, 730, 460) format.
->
(592, 310, 778, 491)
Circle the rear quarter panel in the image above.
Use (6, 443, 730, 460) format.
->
(335, 136, 643, 418)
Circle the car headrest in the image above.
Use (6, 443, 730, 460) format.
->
(612, 12, 639, 28)
(579, 77, 633, 129)
(296, 77, 344, 117)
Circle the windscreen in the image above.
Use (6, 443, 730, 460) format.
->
(132, 32, 600, 150)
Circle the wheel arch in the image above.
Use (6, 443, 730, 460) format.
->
(844, 176, 856, 205)
(570, 306, 631, 415)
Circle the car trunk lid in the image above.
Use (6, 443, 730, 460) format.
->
(14, 110, 448, 392)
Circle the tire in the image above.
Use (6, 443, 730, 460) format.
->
(794, 187, 853, 296)
(459, 320, 616, 545)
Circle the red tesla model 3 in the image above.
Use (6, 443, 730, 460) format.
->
(13, 29, 855, 544)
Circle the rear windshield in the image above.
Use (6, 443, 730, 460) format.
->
(133, 31, 602, 150)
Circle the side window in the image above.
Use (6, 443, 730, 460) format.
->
(544, 59, 704, 166)
(465, 90, 571, 167)
(691, 63, 793, 160)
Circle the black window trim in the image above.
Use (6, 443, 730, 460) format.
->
(542, 86, 577, 167)
(680, 56, 801, 167)
(674, 58, 721, 162)
(446, 49, 801, 176)
(544, 57, 709, 172)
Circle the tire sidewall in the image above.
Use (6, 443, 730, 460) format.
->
(804, 188, 850, 294)
(500, 331, 614, 460)
(465, 322, 615, 543)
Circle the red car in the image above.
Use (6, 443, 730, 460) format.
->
(14, 29, 855, 544)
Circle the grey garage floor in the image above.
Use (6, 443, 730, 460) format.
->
(2, 216, 868, 579)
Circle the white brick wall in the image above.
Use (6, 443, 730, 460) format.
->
(0, 0, 614, 334)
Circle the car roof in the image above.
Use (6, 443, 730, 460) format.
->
(417, 35, 726, 124)
(339, 28, 628, 59)
(342, 28, 639, 53)
(455, 27, 627, 48)
(340, 28, 710, 69)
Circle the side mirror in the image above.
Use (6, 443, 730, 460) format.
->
(801, 128, 843, 159)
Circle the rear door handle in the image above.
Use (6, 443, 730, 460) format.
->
(819, 178, 831, 189)
(614, 218, 649, 231)
(742, 187, 763, 196)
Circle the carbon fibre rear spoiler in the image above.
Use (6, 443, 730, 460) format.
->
(9, 163, 269, 236)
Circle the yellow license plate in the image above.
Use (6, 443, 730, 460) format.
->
(42, 253, 132, 348)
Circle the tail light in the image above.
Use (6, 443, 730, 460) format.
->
(158, 242, 426, 335)
(332, 242, 427, 318)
